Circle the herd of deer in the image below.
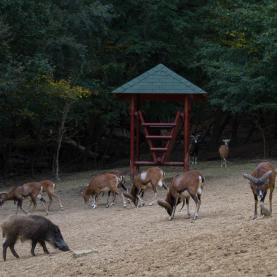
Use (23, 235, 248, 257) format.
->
(0, 138, 276, 261)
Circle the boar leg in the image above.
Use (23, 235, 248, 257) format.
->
(4, 237, 19, 260)
(31, 240, 37, 256)
(39, 240, 49, 254)
(3, 240, 9, 261)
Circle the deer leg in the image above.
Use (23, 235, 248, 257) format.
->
(178, 199, 185, 212)
(260, 191, 268, 216)
(37, 194, 48, 215)
(148, 186, 157, 206)
(121, 192, 127, 208)
(106, 191, 111, 208)
(110, 191, 117, 207)
(137, 195, 144, 207)
(31, 240, 37, 256)
(39, 240, 49, 254)
(253, 194, 258, 220)
(90, 194, 97, 209)
(46, 194, 53, 212)
(191, 194, 200, 220)
(51, 193, 64, 209)
(269, 188, 273, 214)
(17, 199, 28, 214)
(186, 197, 191, 218)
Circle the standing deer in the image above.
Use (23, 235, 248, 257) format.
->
(190, 134, 200, 165)
(219, 139, 230, 168)
(243, 161, 277, 219)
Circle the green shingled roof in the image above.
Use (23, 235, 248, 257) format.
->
(113, 64, 207, 94)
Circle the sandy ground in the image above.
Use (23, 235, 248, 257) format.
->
(1, 160, 277, 277)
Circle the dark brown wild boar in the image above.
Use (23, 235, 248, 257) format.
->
(2, 215, 69, 261)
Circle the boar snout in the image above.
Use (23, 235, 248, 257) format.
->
(54, 239, 70, 251)
(50, 226, 70, 251)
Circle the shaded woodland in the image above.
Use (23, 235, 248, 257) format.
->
(0, 0, 276, 180)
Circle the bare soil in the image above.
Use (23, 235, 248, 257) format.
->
(1, 160, 277, 277)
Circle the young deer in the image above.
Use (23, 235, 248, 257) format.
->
(243, 161, 277, 219)
(157, 170, 205, 221)
(219, 139, 230, 168)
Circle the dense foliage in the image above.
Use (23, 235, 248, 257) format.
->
(0, 0, 276, 178)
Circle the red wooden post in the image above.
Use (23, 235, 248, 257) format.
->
(184, 95, 190, 171)
(136, 96, 140, 170)
(130, 96, 135, 178)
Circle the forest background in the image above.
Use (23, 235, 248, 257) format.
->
(0, 0, 276, 180)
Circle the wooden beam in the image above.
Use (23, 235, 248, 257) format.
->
(130, 96, 135, 178)
(184, 96, 191, 171)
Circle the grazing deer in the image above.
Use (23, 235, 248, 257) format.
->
(82, 172, 127, 208)
(123, 167, 166, 207)
(157, 170, 205, 221)
(219, 139, 230, 168)
(243, 161, 277, 219)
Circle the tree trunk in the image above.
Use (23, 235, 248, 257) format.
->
(55, 102, 71, 180)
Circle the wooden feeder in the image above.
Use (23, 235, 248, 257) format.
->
(113, 64, 207, 177)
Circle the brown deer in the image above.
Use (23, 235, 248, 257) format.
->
(0, 186, 29, 214)
(243, 161, 277, 219)
(219, 139, 230, 168)
(0, 180, 63, 215)
(123, 167, 166, 207)
(82, 172, 127, 208)
(157, 170, 205, 220)
(39, 180, 64, 211)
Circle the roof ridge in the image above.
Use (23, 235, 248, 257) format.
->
(113, 64, 206, 94)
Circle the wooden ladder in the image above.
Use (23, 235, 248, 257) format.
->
(138, 111, 181, 163)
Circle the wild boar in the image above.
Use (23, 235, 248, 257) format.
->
(2, 215, 69, 261)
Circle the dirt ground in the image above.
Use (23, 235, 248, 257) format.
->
(1, 160, 277, 277)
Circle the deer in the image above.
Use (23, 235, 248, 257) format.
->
(123, 167, 167, 207)
(39, 180, 64, 211)
(219, 139, 230, 168)
(157, 170, 205, 221)
(0, 186, 30, 214)
(243, 161, 277, 219)
(82, 172, 127, 208)
(2, 214, 69, 261)
(190, 134, 200, 165)
(0, 180, 63, 215)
